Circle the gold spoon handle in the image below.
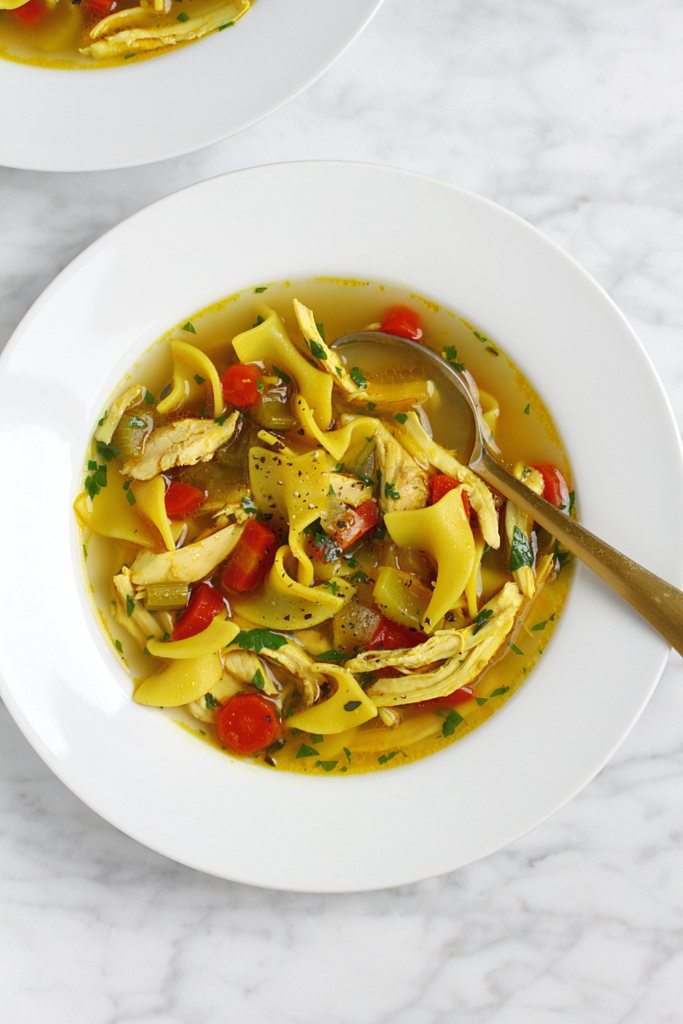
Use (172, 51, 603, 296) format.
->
(475, 448, 683, 656)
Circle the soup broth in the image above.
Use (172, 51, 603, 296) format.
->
(76, 278, 574, 775)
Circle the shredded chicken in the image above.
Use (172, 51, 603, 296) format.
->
(393, 412, 500, 547)
(122, 413, 238, 480)
(259, 642, 320, 708)
(80, 0, 250, 59)
(373, 424, 429, 512)
(130, 523, 242, 587)
(505, 464, 544, 598)
(95, 385, 144, 445)
(112, 566, 164, 645)
(293, 299, 368, 401)
(222, 650, 278, 697)
(346, 583, 524, 705)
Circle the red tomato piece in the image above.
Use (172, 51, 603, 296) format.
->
(370, 616, 424, 651)
(221, 363, 263, 408)
(409, 686, 475, 713)
(164, 479, 206, 519)
(429, 475, 470, 519)
(86, 0, 116, 14)
(216, 693, 279, 755)
(379, 306, 423, 342)
(328, 500, 381, 551)
(221, 518, 277, 593)
(534, 463, 570, 511)
(172, 582, 224, 641)
(14, 0, 49, 25)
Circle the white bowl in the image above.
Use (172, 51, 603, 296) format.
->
(0, 0, 384, 171)
(0, 162, 680, 892)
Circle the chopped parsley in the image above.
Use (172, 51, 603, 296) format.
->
(530, 620, 547, 632)
(442, 346, 465, 372)
(295, 743, 319, 758)
(252, 315, 265, 328)
(125, 595, 134, 617)
(96, 440, 119, 463)
(316, 760, 338, 771)
(322, 580, 340, 596)
(125, 488, 136, 506)
(144, 390, 156, 405)
(384, 481, 400, 501)
(215, 413, 231, 425)
(114, 639, 123, 654)
(218, 19, 234, 29)
(554, 540, 572, 573)
(176, 10, 189, 20)
(254, 286, 267, 293)
(160, 383, 172, 401)
(378, 751, 403, 765)
(343, 747, 352, 762)
(272, 365, 291, 385)
(523, 404, 530, 415)
(316, 650, 348, 662)
(231, 628, 288, 656)
(84, 462, 108, 499)
(343, 700, 361, 712)
(316, 322, 326, 342)
(349, 569, 369, 585)
(309, 733, 324, 744)
(568, 490, 576, 515)
(442, 709, 464, 737)
(241, 495, 260, 518)
(490, 686, 510, 697)
(182, 321, 196, 334)
(508, 642, 524, 655)
(366, 402, 376, 412)
(256, 377, 265, 394)
(472, 607, 493, 634)
(310, 339, 327, 360)
(509, 525, 533, 572)
(193, 374, 206, 385)
(127, 416, 147, 428)
(393, 412, 408, 424)
(350, 366, 367, 389)
(251, 669, 265, 691)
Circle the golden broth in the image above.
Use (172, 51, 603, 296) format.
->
(78, 278, 574, 775)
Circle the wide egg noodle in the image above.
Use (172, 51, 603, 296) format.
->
(384, 487, 475, 632)
(77, 460, 159, 548)
(134, 654, 223, 707)
(286, 664, 378, 734)
(232, 307, 333, 429)
(230, 545, 355, 630)
(131, 476, 175, 551)
(156, 339, 225, 418)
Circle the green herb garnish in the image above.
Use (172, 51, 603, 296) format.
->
(231, 628, 288, 656)
(472, 607, 493, 634)
(96, 440, 119, 463)
(350, 366, 367, 389)
(384, 481, 400, 501)
(442, 346, 465, 372)
(530, 620, 547, 632)
(316, 322, 326, 342)
(241, 495, 260, 518)
(442, 709, 464, 737)
(393, 413, 408, 424)
(182, 321, 196, 334)
(115, 639, 123, 654)
(144, 390, 156, 405)
(128, 416, 147, 428)
(310, 339, 327, 360)
(254, 286, 267, 293)
(344, 701, 361, 712)
(509, 525, 533, 572)
(295, 743, 319, 759)
(316, 760, 338, 771)
(194, 374, 206, 385)
(508, 642, 524, 655)
(366, 402, 376, 412)
(490, 686, 510, 697)
(125, 488, 136, 506)
(272, 365, 291, 385)
(349, 570, 369, 585)
(316, 650, 348, 662)
(251, 669, 265, 690)
(176, 10, 189, 20)
(218, 19, 234, 29)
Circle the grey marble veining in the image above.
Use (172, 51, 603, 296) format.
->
(2, 0, 683, 1021)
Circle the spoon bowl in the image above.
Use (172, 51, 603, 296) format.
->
(333, 330, 683, 657)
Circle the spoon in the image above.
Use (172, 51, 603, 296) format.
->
(332, 330, 683, 657)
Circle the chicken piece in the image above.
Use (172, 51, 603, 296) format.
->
(112, 566, 164, 645)
(393, 412, 500, 548)
(377, 707, 403, 728)
(130, 523, 242, 587)
(505, 463, 544, 599)
(95, 385, 144, 445)
(260, 642, 320, 708)
(374, 425, 429, 512)
(80, 0, 250, 58)
(222, 650, 278, 697)
(187, 671, 243, 723)
(122, 413, 238, 480)
(347, 583, 523, 705)
(87, 2, 170, 41)
(293, 299, 370, 401)
(330, 472, 373, 507)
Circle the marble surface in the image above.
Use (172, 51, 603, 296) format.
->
(2, 0, 683, 1020)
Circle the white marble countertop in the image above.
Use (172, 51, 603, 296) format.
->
(2, 0, 683, 1020)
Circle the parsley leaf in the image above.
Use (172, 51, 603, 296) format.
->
(316, 650, 348, 662)
(251, 669, 265, 691)
(115, 639, 123, 654)
(442, 345, 465, 372)
(241, 495, 260, 518)
(472, 607, 493, 634)
(509, 525, 534, 572)
(523, 404, 530, 415)
(442, 709, 464, 737)
(254, 286, 267, 293)
(215, 413, 231, 426)
(159, 383, 172, 401)
(349, 569, 369, 585)
(125, 488, 136, 506)
(316, 760, 338, 771)
(393, 413, 408, 424)
(490, 686, 510, 697)
(530, 620, 547, 632)
(96, 440, 119, 463)
(182, 321, 196, 334)
(231, 628, 288, 655)
(127, 415, 147, 428)
(350, 366, 367, 389)
(125, 595, 134, 617)
(366, 402, 377, 412)
(343, 700, 361, 712)
(295, 743, 319, 759)
(194, 374, 206, 385)
(343, 747, 352, 762)
(568, 490, 576, 515)
(316, 322, 326, 342)
(310, 339, 327, 360)
(384, 481, 400, 501)
(272, 365, 291, 385)
(176, 10, 189, 20)
(256, 377, 265, 394)
(322, 580, 340, 596)
(144, 389, 156, 405)
(508, 642, 524, 655)
(218, 19, 234, 29)
(378, 750, 403, 765)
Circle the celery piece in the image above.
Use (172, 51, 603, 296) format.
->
(144, 582, 189, 611)
(251, 396, 297, 430)
(345, 439, 376, 486)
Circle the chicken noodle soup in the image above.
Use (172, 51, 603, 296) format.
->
(0, 0, 250, 69)
(75, 279, 574, 774)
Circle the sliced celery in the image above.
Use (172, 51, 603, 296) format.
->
(144, 582, 189, 611)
